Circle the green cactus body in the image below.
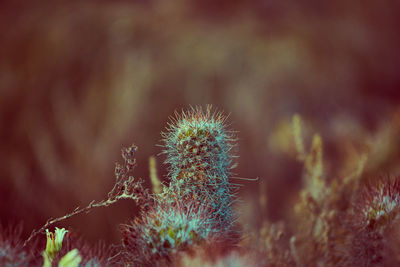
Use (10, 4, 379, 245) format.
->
(161, 106, 237, 230)
(121, 106, 240, 265)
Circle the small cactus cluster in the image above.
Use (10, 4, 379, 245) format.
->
(121, 106, 240, 265)
(121, 201, 218, 265)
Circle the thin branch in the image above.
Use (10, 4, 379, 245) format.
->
(24, 144, 151, 247)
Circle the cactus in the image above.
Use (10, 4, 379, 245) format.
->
(120, 105, 241, 265)
(121, 200, 219, 265)
(161, 106, 238, 231)
(349, 177, 400, 266)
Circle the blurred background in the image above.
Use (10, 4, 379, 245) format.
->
(1, 0, 400, 245)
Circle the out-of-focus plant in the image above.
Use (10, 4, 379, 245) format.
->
(0, 224, 34, 267)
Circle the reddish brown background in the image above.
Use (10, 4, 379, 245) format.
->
(1, 0, 400, 245)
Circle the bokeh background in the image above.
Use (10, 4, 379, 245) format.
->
(1, 0, 400, 245)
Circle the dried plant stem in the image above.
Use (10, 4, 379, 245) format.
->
(24, 144, 151, 247)
(24, 194, 135, 247)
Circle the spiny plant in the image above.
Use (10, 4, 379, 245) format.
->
(161, 106, 238, 232)
(121, 200, 220, 265)
(355, 177, 400, 231)
(120, 105, 242, 265)
(349, 177, 400, 266)
(0, 224, 35, 267)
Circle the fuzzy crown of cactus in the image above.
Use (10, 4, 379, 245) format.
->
(162, 106, 237, 224)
